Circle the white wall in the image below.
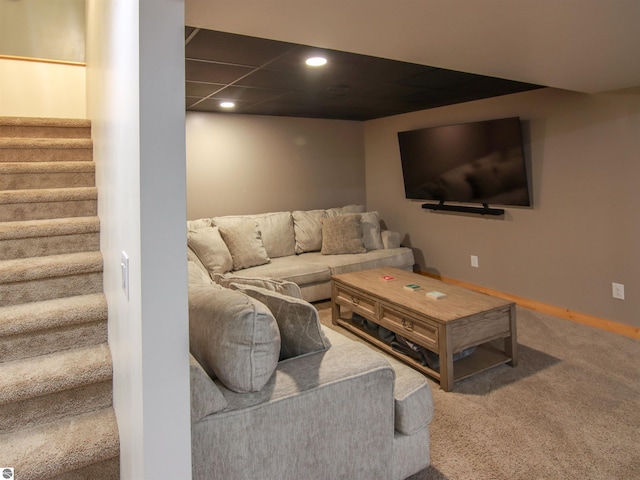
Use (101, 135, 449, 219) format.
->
(86, 1, 191, 479)
(365, 87, 640, 328)
(0, 58, 86, 118)
(186, 111, 365, 218)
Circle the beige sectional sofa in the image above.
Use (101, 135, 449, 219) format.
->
(186, 206, 433, 479)
(186, 205, 415, 302)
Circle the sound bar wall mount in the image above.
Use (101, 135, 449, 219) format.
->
(422, 201, 505, 216)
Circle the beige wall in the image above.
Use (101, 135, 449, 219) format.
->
(186, 111, 365, 219)
(0, 58, 86, 118)
(365, 87, 640, 327)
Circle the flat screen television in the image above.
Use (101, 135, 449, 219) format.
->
(398, 117, 531, 208)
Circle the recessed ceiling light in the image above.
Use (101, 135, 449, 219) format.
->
(219, 101, 235, 109)
(305, 56, 327, 67)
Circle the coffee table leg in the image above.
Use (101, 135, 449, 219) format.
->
(505, 304, 518, 366)
(439, 325, 454, 391)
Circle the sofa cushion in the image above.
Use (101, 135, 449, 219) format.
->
(211, 272, 303, 299)
(292, 209, 326, 254)
(189, 354, 228, 423)
(321, 327, 434, 435)
(325, 204, 366, 217)
(187, 217, 213, 231)
(214, 212, 295, 259)
(230, 283, 331, 360)
(187, 226, 234, 274)
(188, 260, 214, 286)
(237, 255, 332, 286)
(189, 285, 281, 393)
(321, 214, 366, 255)
(384, 355, 434, 435)
(302, 248, 415, 276)
(218, 220, 271, 271)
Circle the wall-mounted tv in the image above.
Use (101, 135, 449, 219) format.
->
(398, 117, 531, 208)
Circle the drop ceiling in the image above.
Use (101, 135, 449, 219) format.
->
(185, 28, 543, 121)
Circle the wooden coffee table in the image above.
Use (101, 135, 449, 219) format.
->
(331, 267, 517, 391)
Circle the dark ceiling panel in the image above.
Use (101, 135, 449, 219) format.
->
(186, 81, 225, 98)
(186, 59, 254, 84)
(186, 28, 295, 66)
(185, 27, 544, 120)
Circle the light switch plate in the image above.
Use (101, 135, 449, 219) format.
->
(121, 251, 130, 300)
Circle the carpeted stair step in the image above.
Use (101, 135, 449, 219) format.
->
(0, 161, 95, 190)
(0, 406, 120, 480)
(49, 456, 120, 480)
(0, 116, 91, 139)
(0, 343, 113, 435)
(0, 137, 93, 162)
(0, 251, 103, 306)
(0, 186, 97, 221)
(0, 216, 100, 260)
(0, 293, 108, 363)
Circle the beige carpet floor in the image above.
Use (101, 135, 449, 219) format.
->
(316, 302, 640, 480)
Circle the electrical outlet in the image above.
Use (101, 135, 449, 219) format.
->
(612, 282, 625, 300)
(470, 255, 479, 268)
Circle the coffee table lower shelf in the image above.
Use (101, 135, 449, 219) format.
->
(335, 316, 513, 385)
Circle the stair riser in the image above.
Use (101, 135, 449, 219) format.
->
(0, 320, 107, 363)
(0, 232, 99, 260)
(0, 380, 112, 435)
(0, 148, 93, 162)
(0, 273, 103, 306)
(0, 125, 91, 139)
(0, 200, 97, 221)
(0, 172, 95, 190)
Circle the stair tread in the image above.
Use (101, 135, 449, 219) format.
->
(0, 137, 92, 149)
(0, 161, 95, 173)
(0, 293, 106, 337)
(0, 216, 100, 240)
(0, 186, 97, 203)
(0, 343, 112, 404)
(0, 117, 90, 128)
(0, 407, 119, 479)
(0, 251, 103, 284)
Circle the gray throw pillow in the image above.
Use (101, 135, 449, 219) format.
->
(189, 285, 281, 393)
(230, 283, 331, 361)
(320, 214, 366, 255)
(218, 221, 270, 271)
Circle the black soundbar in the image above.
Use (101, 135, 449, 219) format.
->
(421, 202, 504, 216)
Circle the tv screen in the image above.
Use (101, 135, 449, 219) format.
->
(398, 117, 531, 207)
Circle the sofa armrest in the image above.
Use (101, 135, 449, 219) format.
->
(189, 354, 228, 423)
(381, 229, 401, 249)
(192, 343, 396, 480)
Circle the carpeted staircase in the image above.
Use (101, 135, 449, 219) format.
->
(0, 117, 120, 479)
